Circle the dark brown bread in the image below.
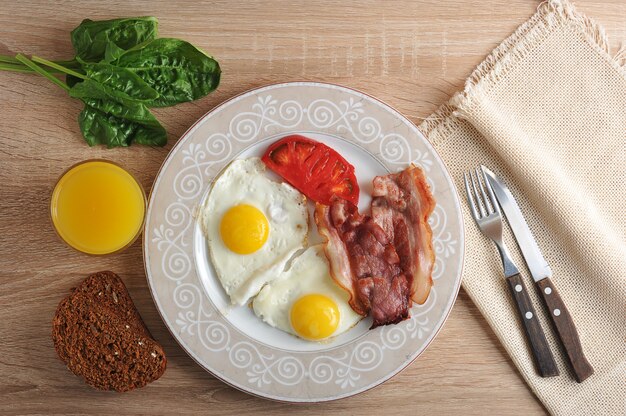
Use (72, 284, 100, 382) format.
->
(70, 271, 151, 337)
(52, 271, 166, 392)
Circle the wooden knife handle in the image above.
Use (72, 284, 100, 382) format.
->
(506, 273, 559, 377)
(536, 278, 594, 382)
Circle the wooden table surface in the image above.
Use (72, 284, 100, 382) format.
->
(1, 1, 624, 414)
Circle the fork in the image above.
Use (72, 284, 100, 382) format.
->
(464, 167, 559, 378)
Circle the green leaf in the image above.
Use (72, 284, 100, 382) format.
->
(84, 98, 162, 126)
(113, 38, 221, 107)
(104, 42, 126, 63)
(79, 99, 167, 148)
(71, 17, 158, 63)
(69, 62, 159, 104)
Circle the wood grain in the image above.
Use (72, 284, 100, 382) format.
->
(0, 0, 623, 414)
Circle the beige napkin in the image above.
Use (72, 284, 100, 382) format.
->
(418, 0, 625, 414)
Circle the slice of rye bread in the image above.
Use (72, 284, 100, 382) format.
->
(52, 271, 166, 392)
(70, 271, 152, 337)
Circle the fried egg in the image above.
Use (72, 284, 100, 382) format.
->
(201, 157, 308, 305)
(253, 244, 363, 340)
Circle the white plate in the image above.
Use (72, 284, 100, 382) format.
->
(144, 82, 464, 402)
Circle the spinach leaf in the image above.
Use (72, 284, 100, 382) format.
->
(69, 62, 159, 104)
(71, 17, 158, 62)
(113, 38, 221, 107)
(4, 16, 223, 150)
(83, 97, 161, 126)
(79, 98, 166, 148)
(104, 42, 126, 63)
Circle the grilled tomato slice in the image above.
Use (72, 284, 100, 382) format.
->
(261, 135, 360, 205)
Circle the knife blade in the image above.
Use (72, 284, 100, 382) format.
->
(481, 165, 594, 383)
(481, 166, 552, 282)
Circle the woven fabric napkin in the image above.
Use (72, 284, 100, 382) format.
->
(418, 1, 625, 414)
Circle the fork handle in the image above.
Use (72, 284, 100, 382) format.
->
(536, 278, 594, 382)
(506, 273, 559, 377)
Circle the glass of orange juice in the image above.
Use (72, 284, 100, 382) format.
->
(50, 160, 146, 255)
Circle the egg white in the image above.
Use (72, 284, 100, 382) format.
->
(201, 158, 308, 305)
(252, 244, 363, 339)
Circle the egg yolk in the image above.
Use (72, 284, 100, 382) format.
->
(220, 204, 269, 254)
(290, 294, 340, 340)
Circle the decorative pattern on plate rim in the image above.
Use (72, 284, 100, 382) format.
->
(144, 82, 463, 402)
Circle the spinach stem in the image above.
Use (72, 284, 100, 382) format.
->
(31, 56, 87, 80)
(15, 54, 70, 92)
(54, 59, 79, 68)
(0, 63, 36, 73)
(0, 55, 79, 72)
(0, 55, 22, 64)
(0, 61, 65, 74)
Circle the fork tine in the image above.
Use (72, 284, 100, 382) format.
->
(475, 167, 493, 214)
(470, 170, 487, 218)
(480, 165, 501, 214)
(464, 172, 480, 220)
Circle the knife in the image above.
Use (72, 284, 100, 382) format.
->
(482, 166, 594, 383)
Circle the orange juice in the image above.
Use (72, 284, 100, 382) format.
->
(51, 160, 146, 255)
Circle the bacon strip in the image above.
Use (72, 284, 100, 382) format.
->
(315, 201, 368, 316)
(314, 165, 436, 327)
(315, 200, 410, 326)
(371, 165, 436, 304)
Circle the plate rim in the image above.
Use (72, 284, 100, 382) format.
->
(142, 81, 465, 402)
